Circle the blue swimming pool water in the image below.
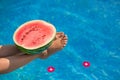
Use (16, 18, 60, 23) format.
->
(0, 0, 120, 80)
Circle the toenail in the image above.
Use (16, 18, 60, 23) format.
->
(63, 45, 66, 46)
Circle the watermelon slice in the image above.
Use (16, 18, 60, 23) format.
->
(13, 20, 56, 54)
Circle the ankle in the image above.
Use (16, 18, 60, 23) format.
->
(38, 50, 48, 59)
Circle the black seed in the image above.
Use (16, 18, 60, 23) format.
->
(26, 32, 29, 34)
(32, 41, 36, 44)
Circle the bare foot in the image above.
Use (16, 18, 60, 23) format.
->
(39, 32, 67, 59)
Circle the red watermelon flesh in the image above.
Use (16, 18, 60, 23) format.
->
(13, 20, 56, 50)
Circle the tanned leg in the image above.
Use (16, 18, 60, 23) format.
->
(0, 45, 21, 58)
(0, 32, 67, 74)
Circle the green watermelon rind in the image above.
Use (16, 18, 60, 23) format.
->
(15, 39, 54, 54)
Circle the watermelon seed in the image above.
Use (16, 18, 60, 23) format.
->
(22, 35, 25, 39)
(42, 35, 46, 37)
(23, 35, 25, 37)
(29, 30, 32, 32)
(35, 26, 39, 28)
(42, 35, 46, 39)
(32, 41, 36, 44)
(21, 38, 24, 42)
(34, 28, 40, 31)
(32, 28, 36, 31)
(26, 32, 29, 34)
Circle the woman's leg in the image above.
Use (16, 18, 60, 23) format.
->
(0, 53, 39, 74)
(0, 32, 67, 74)
(0, 45, 21, 58)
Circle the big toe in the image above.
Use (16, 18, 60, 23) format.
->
(56, 32, 64, 38)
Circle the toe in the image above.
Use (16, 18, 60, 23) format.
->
(56, 32, 64, 38)
(57, 32, 64, 34)
(61, 35, 67, 47)
(64, 40, 67, 45)
(59, 32, 64, 38)
(63, 41, 67, 46)
(57, 32, 63, 35)
(63, 35, 68, 40)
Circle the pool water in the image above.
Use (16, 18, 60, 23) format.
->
(0, 0, 120, 80)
